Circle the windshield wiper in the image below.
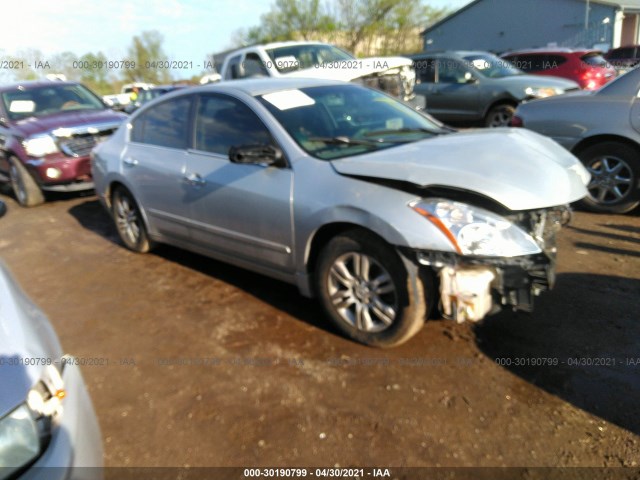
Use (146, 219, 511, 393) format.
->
(364, 127, 446, 137)
(307, 136, 393, 147)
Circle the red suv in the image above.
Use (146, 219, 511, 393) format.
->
(0, 81, 125, 206)
(501, 49, 616, 90)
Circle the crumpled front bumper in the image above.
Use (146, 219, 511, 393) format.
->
(405, 206, 568, 323)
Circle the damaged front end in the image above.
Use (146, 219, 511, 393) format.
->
(358, 64, 416, 103)
(407, 201, 571, 323)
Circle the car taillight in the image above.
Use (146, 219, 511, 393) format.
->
(510, 115, 523, 127)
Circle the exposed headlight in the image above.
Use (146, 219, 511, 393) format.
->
(23, 135, 59, 157)
(0, 405, 40, 476)
(410, 199, 541, 257)
(524, 86, 564, 98)
(0, 365, 65, 476)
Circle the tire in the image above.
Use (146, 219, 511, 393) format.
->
(485, 104, 516, 128)
(576, 142, 640, 214)
(111, 187, 154, 253)
(315, 230, 432, 348)
(8, 156, 45, 207)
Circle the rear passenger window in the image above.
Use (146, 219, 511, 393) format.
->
(130, 96, 191, 149)
(194, 94, 272, 155)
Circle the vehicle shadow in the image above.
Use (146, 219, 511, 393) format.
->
(67, 199, 333, 335)
(473, 272, 640, 436)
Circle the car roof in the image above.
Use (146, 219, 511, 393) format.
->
(226, 41, 339, 58)
(410, 50, 497, 59)
(193, 77, 348, 96)
(0, 80, 80, 92)
(502, 48, 597, 56)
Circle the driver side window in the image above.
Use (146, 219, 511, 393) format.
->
(194, 94, 273, 156)
(437, 59, 469, 84)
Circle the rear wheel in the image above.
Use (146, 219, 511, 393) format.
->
(112, 187, 154, 253)
(8, 156, 45, 207)
(577, 142, 640, 214)
(485, 104, 516, 128)
(315, 230, 431, 348)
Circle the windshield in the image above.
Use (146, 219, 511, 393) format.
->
(265, 44, 354, 72)
(464, 53, 523, 78)
(1, 84, 105, 120)
(258, 84, 446, 160)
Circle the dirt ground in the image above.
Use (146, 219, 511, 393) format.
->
(0, 189, 639, 474)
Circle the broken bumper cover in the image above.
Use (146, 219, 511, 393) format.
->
(407, 249, 556, 323)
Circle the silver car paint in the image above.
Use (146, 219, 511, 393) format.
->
(92, 78, 589, 297)
(0, 261, 103, 477)
(515, 67, 640, 150)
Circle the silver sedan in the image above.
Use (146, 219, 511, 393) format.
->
(92, 78, 588, 347)
(513, 67, 640, 214)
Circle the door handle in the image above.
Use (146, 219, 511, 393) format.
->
(184, 172, 206, 187)
(123, 157, 138, 167)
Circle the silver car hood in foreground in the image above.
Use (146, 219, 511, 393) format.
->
(331, 128, 589, 211)
(0, 262, 63, 416)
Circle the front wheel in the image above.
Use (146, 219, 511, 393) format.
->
(111, 187, 154, 253)
(315, 230, 431, 348)
(577, 142, 640, 214)
(485, 104, 516, 128)
(8, 157, 45, 207)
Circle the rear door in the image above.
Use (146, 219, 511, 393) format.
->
(124, 95, 193, 241)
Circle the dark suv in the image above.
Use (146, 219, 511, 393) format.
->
(412, 51, 579, 127)
(605, 45, 640, 74)
(0, 81, 125, 206)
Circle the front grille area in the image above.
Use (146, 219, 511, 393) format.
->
(59, 128, 117, 157)
(508, 206, 572, 260)
(359, 66, 416, 101)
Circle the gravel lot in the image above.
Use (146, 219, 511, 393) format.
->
(1, 189, 639, 474)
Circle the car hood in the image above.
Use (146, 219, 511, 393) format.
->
(0, 262, 63, 416)
(285, 56, 412, 82)
(493, 74, 580, 90)
(13, 109, 126, 138)
(331, 128, 589, 211)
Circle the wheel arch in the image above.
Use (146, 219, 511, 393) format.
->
(482, 97, 518, 120)
(571, 134, 640, 157)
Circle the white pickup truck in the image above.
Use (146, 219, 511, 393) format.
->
(218, 41, 419, 105)
(103, 83, 155, 110)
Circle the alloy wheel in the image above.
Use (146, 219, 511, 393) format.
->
(327, 252, 398, 332)
(114, 194, 141, 246)
(586, 155, 633, 205)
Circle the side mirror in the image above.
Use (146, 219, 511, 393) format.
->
(464, 72, 478, 84)
(0, 200, 6, 218)
(229, 145, 285, 167)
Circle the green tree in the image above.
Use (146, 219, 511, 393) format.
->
(123, 30, 172, 84)
(78, 52, 113, 95)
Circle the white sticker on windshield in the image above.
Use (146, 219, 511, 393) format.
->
(472, 59, 490, 70)
(9, 100, 35, 113)
(262, 90, 315, 110)
(386, 118, 403, 129)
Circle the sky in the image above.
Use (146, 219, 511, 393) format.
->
(0, 0, 473, 81)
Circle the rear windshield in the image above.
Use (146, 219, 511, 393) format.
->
(581, 52, 608, 67)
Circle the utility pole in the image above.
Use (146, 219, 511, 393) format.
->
(585, 0, 590, 29)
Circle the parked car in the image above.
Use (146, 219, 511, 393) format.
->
(501, 48, 615, 90)
(512, 67, 640, 214)
(92, 78, 588, 347)
(218, 41, 419, 105)
(0, 253, 103, 477)
(0, 81, 126, 206)
(411, 51, 580, 127)
(604, 45, 640, 74)
(124, 85, 187, 114)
